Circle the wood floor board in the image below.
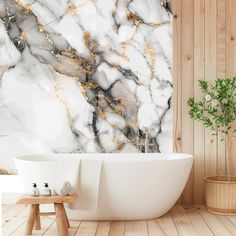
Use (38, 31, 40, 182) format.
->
(216, 215, 236, 235)
(2, 216, 27, 235)
(2, 204, 14, 213)
(68, 220, 82, 235)
(197, 206, 232, 236)
(170, 205, 198, 236)
(184, 207, 214, 236)
(109, 221, 125, 236)
(2, 204, 236, 236)
(75, 221, 98, 236)
(11, 217, 55, 236)
(125, 220, 148, 236)
(226, 215, 236, 227)
(42, 219, 68, 236)
(96, 221, 111, 236)
(147, 220, 165, 236)
(2, 204, 28, 226)
(155, 212, 179, 236)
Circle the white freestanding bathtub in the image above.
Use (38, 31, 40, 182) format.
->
(15, 153, 193, 220)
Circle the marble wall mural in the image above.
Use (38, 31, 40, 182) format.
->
(0, 0, 172, 173)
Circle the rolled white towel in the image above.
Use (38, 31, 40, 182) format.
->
(60, 181, 75, 196)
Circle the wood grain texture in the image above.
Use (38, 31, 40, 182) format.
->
(125, 221, 148, 236)
(180, 0, 194, 205)
(54, 203, 69, 236)
(25, 204, 37, 235)
(147, 220, 165, 236)
(96, 221, 111, 236)
(2, 204, 27, 226)
(226, 0, 236, 78)
(226, 0, 236, 176)
(75, 221, 98, 236)
(16, 194, 77, 205)
(184, 207, 214, 236)
(109, 221, 125, 236)
(216, 214, 236, 235)
(155, 213, 179, 236)
(217, 0, 226, 176)
(197, 205, 232, 235)
(34, 204, 41, 230)
(170, 205, 198, 236)
(173, 0, 182, 154)
(2, 206, 30, 236)
(174, 0, 236, 204)
(5, 204, 236, 236)
(204, 0, 218, 178)
(193, 0, 205, 205)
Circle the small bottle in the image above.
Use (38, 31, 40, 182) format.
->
(31, 183, 39, 196)
(41, 183, 51, 196)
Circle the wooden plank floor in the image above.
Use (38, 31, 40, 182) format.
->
(2, 204, 236, 235)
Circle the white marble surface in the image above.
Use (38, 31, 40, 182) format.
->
(0, 0, 172, 172)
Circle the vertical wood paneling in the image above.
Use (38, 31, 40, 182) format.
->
(217, 0, 226, 175)
(204, 0, 217, 178)
(226, 0, 236, 78)
(173, 0, 183, 204)
(226, 0, 236, 175)
(193, 0, 205, 204)
(173, 0, 182, 154)
(174, 0, 236, 204)
(181, 0, 194, 205)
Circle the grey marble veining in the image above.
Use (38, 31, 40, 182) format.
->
(0, 0, 172, 172)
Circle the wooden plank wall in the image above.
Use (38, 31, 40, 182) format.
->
(173, 0, 236, 204)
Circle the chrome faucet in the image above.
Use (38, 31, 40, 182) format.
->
(136, 129, 155, 153)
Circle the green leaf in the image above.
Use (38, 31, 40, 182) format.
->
(187, 76, 236, 137)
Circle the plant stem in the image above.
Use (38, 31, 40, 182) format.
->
(225, 134, 232, 176)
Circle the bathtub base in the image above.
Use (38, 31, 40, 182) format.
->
(65, 207, 174, 221)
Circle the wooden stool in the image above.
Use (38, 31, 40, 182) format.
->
(16, 194, 77, 236)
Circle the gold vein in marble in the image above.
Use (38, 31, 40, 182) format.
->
(127, 10, 142, 26)
(49, 48, 93, 76)
(53, 82, 73, 127)
(65, 4, 77, 16)
(114, 140, 125, 150)
(76, 0, 91, 9)
(83, 32, 91, 48)
(76, 80, 87, 97)
(83, 31, 97, 61)
(48, 63, 88, 99)
(85, 80, 97, 89)
(18, 31, 26, 40)
(98, 111, 106, 119)
(144, 44, 156, 75)
(127, 10, 170, 28)
(150, 21, 170, 29)
(15, 0, 44, 32)
(121, 43, 129, 59)
(120, 25, 139, 59)
(115, 103, 125, 113)
(15, 0, 32, 13)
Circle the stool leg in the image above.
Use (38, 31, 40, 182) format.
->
(25, 204, 37, 235)
(34, 204, 41, 230)
(62, 204, 70, 228)
(54, 203, 69, 236)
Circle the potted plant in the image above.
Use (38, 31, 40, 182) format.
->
(188, 76, 236, 215)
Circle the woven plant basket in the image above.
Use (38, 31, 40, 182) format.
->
(205, 176, 236, 215)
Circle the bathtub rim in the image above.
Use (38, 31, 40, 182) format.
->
(14, 152, 193, 163)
